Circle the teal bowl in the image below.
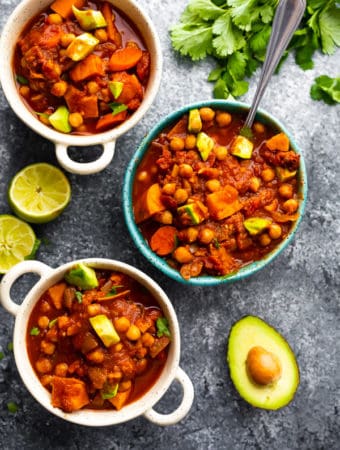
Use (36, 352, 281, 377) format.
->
(122, 100, 307, 286)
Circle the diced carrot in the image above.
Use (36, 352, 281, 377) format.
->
(206, 185, 242, 220)
(48, 282, 66, 310)
(102, 2, 122, 47)
(134, 183, 165, 224)
(70, 54, 104, 82)
(95, 110, 128, 131)
(108, 388, 131, 410)
(51, 376, 89, 412)
(109, 47, 143, 72)
(150, 226, 177, 256)
(51, 0, 85, 19)
(266, 132, 290, 152)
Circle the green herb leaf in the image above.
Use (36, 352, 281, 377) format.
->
(24, 238, 41, 260)
(101, 383, 119, 399)
(75, 291, 83, 303)
(7, 402, 19, 413)
(30, 327, 40, 336)
(156, 317, 171, 338)
(105, 285, 124, 297)
(109, 102, 128, 116)
(48, 318, 58, 328)
(310, 75, 340, 104)
(318, 3, 340, 54)
(239, 126, 253, 140)
(7, 342, 13, 351)
(0, 352, 4, 361)
(16, 75, 28, 85)
(213, 238, 220, 249)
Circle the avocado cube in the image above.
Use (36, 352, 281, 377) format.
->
(89, 314, 120, 347)
(72, 6, 107, 31)
(109, 81, 124, 99)
(188, 109, 202, 134)
(230, 135, 254, 159)
(276, 167, 297, 182)
(48, 106, 72, 133)
(196, 132, 214, 161)
(244, 217, 271, 235)
(66, 33, 99, 61)
(177, 202, 207, 225)
(64, 263, 99, 289)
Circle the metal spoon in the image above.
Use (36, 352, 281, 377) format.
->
(244, 0, 306, 129)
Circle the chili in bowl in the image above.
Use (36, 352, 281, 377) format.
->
(123, 100, 307, 286)
(0, 0, 162, 175)
(0, 258, 194, 426)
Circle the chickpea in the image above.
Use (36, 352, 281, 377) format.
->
(214, 145, 228, 161)
(19, 85, 30, 98)
(162, 183, 176, 195)
(38, 315, 50, 329)
(199, 107, 215, 122)
(216, 111, 232, 127)
(279, 183, 293, 199)
(68, 112, 83, 128)
(179, 164, 193, 178)
(170, 137, 185, 151)
(269, 223, 282, 240)
(47, 13, 62, 25)
(54, 363, 68, 377)
(173, 246, 193, 264)
(126, 324, 141, 341)
(101, 88, 110, 102)
(205, 179, 221, 192)
(253, 122, 265, 134)
(151, 165, 158, 175)
(119, 380, 132, 392)
(155, 210, 173, 225)
(264, 199, 278, 212)
(185, 134, 196, 149)
(259, 233, 271, 246)
(114, 316, 131, 333)
(261, 168, 275, 182)
(87, 303, 102, 316)
(94, 28, 108, 42)
(283, 198, 299, 213)
(41, 375, 53, 386)
(36, 358, 52, 374)
(142, 332, 155, 347)
(186, 227, 199, 243)
(40, 300, 51, 314)
(246, 346, 281, 385)
(174, 188, 188, 204)
(40, 340, 56, 355)
(113, 343, 123, 352)
(171, 164, 179, 177)
(136, 358, 148, 374)
(60, 33, 76, 48)
(137, 170, 149, 183)
(199, 228, 215, 245)
(108, 371, 122, 382)
(51, 80, 68, 97)
(87, 81, 99, 95)
(86, 349, 105, 363)
(249, 177, 261, 193)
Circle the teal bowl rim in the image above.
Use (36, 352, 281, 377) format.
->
(122, 99, 308, 286)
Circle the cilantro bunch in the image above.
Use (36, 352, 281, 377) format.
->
(170, 0, 340, 100)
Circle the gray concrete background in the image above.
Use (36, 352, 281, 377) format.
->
(0, 0, 339, 449)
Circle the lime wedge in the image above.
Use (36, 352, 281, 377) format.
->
(0, 215, 37, 274)
(8, 163, 71, 223)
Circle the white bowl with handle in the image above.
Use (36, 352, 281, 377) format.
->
(0, 258, 194, 426)
(0, 0, 162, 175)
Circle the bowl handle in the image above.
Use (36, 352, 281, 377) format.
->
(0, 261, 53, 316)
(55, 141, 115, 175)
(143, 367, 194, 426)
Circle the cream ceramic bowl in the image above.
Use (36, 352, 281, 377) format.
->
(0, 0, 162, 175)
(0, 258, 194, 426)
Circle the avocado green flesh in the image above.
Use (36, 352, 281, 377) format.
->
(227, 316, 299, 410)
(64, 263, 99, 289)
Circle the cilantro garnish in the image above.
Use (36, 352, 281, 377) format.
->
(170, 0, 340, 99)
(48, 318, 58, 328)
(0, 352, 4, 361)
(156, 317, 171, 338)
(109, 102, 128, 116)
(16, 74, 28, 85)
(7, 402, 19, 413)
(75, 291, 83, 303)
(105, 285, 124, 297)
(239, 126, 253, 140)
(101, 383, 119, 399)
(30, 327, 40, 336)
(7, 342, 13, 351)
(310, 75, 340, 104)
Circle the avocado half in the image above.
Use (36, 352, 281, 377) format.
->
(227, 316, 299, 410)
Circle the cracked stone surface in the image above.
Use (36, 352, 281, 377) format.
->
(0, 1, 339, 449)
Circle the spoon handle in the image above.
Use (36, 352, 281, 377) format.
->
(244, 0, 306, 129)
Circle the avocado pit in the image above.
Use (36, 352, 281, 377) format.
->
(246, 345, 282, 385)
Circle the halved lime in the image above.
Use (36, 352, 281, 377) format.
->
(0, 215, 37, 274)
(8, 163, 71, 223)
